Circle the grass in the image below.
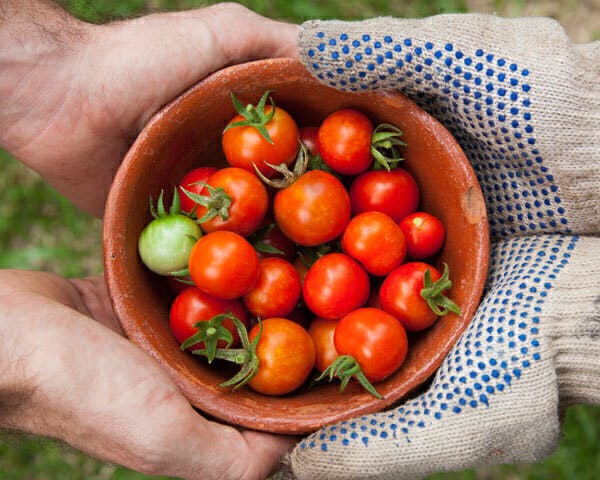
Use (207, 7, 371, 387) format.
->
(2, 0, 600, 478)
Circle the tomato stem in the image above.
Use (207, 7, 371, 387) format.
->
(420, 263, 462, 317)
(315, 354, 382, 399)
(181, 184, 232, 224)
(190, 316, 262, 390)
(252, 143, 309, 189)
(371, 123, 407, 171)
(223, 90, 276, 144)
(182, 313, 236, 363)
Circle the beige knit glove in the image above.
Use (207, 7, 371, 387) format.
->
(279, 14, 600, 479)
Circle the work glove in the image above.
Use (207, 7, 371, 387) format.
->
(282, 14, 600, 479)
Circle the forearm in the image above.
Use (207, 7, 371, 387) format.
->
(0, 0, 90, 155)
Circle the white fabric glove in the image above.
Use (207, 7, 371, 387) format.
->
(277, 14, 600, 479)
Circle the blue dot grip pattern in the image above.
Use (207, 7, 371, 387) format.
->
(306, 32, 570, 238)
(299, 234, 578, 452)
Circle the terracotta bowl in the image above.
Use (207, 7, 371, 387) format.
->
(103, 58, 489, 435)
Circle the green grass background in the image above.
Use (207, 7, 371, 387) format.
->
(2, 0, 600, 478)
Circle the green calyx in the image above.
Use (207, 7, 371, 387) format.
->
(315, 355, 382, 399)
(420, 263, 462, 317)
(181, 313, 235, 363)
(297, 243, 335, 268)
(149, 188, 182, 219)
(371, 123, 407, 171)
(181, 183, 232, 224)
(249, 223, 285, 256)
(190, 316, 262, 390)
(223, 90, 276, 144)
(252, 142, 310, 189)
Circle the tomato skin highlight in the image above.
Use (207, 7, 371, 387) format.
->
(303, 253, 370, 320)
(379, 262, 442, 331)
(349, 168, 419, 223)
(318, 109, 373, 175)
(309, 317, 339, 373)
(243, 257, 302, 318)
(274, 170, 351, 247)
(178, 167, 217, 215)
(222, 105, 299, 178)
(188, 231, 259, 300)
(197, 167, 268, 237)
(169, 287, 247, 350)
(247, 318, 316, 395)
(399, 212, 446, 259)
(334, 308, 408, 383)
(341, 211, 407, 276)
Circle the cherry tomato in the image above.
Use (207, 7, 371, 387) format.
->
(196, 167, 268, 237)
(299, 126, 320, 156)
(222, 102, 299, 178)
(349, 168, 419, 222)
(247, 318, 316, 395)
(138, 192, 201, 276)
(379, 262, 442, 331)
(303, 253, 370, 319)
(252, 219, 296, 262)
(399, 212, 446, 259)
(274, 170, 351, 246)
(243, 257, 301, 318)
(334, 308, 408, 382)
(308, 317, 339, 373)
(318, 109, 373, 175)
(169, 287, 247, 350)
(341, 211, 406, 276)
(178, 166, 217, 215)
(188, 231, 259, 300)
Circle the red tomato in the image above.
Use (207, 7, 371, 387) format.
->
(243, 257, 301, 318)
(196, 167, 268, 237)
(334, 308, 408, 382)
(303, 253, 370, 319)
(253, 219, 296, 262)
(274, 170, 351, 246)
(247, 318, 316, 395)
(341, 211, 406, 276)
(379, 262, 442, 331)
(222, 104, 299, 178)
(188, 231, 259, 300)
(349, 168, 419, 222)
(399, 212, 446, 259)
(308, 317, 339, 373)
(318, 109, 373, 175)
(169, 287, 247, 350)
(299, 126, 320, 156)
(178, 166, 217, 215)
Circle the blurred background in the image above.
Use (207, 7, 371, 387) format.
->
(2, 0, 599, 478)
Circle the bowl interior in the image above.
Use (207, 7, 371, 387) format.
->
(103, 58, 489, 434)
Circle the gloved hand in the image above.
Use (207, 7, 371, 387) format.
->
(282, 14, 600, 479)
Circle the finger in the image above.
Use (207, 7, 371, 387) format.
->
(182, 3, 299, 65)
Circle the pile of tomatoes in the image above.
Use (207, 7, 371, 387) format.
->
(138, 91, 460, 398)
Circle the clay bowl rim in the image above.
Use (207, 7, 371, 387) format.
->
(103, 57, 490, 434)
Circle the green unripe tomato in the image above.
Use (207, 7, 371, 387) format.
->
(138, 214, 201, 275)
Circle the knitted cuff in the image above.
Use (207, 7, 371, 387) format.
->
(544, 236, 600, 407)
(298, 15, 600, 237)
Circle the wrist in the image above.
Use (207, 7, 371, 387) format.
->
(0, 0, 93, 155)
